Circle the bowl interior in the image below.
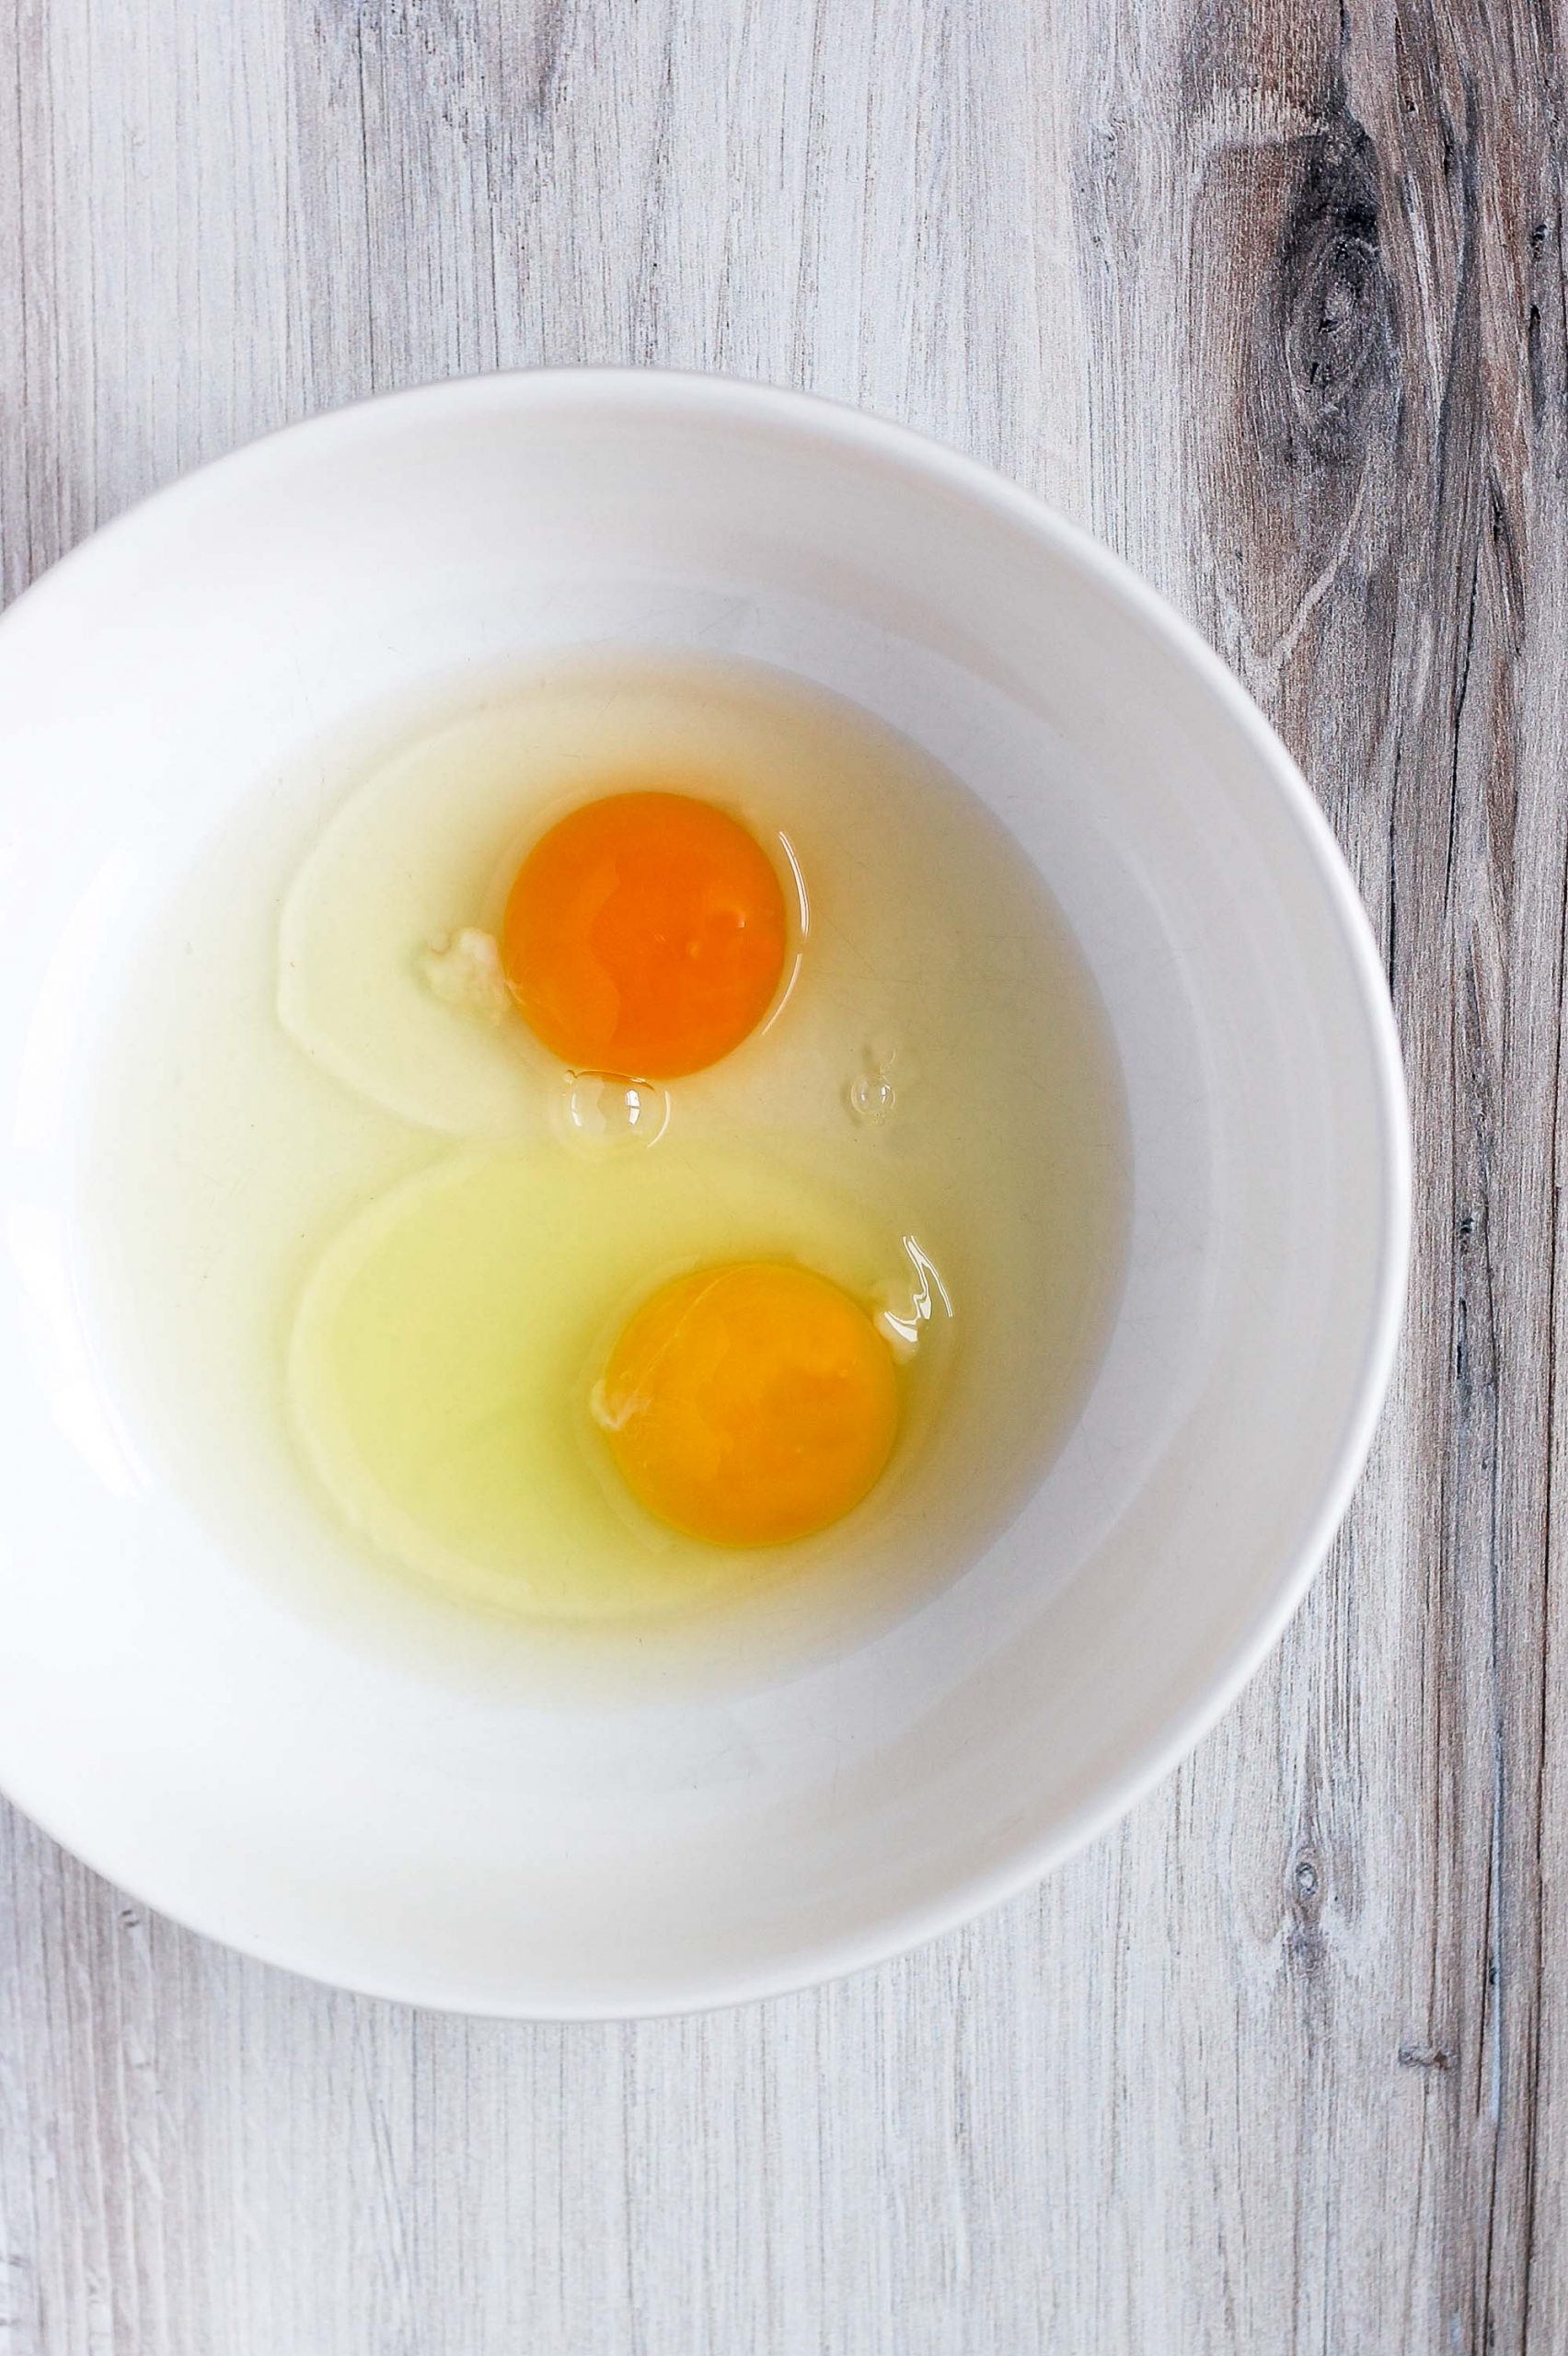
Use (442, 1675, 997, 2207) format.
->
(0, 375, 1405, 2013)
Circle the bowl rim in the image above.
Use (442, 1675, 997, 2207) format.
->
(0, 366, 1412, 2017)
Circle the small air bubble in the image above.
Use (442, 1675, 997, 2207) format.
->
(559, 1071, 671, 1150)
(848, 1070, 897, 1124)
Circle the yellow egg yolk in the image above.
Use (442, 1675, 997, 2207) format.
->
(595, 1261, 901, 1546)
(501, 791, 789, 1080)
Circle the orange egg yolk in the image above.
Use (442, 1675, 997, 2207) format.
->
(501, 791, 789, 1080)
(595, 1261, 901, 1546)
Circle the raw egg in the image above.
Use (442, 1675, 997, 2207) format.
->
(288, 1143, 931, 1617)
(277, 680, 806, 1140)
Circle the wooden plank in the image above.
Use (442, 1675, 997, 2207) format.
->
(2, 0, 1565, 2348)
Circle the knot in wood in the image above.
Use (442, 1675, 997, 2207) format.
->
(1273, 120, 1394, 469)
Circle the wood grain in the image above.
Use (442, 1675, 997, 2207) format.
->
(2, 0, 1565, 2349)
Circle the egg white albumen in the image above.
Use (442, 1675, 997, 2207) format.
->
(85, 656, 1127, 1683)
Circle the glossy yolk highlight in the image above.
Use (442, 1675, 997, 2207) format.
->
(501, 791, 789, 1080)
(596, 1261, 900, 1546)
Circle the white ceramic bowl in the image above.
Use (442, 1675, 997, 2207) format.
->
(0, 372, 1408, 2015)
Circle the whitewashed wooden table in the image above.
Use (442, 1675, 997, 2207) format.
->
(2, 2, 1562, 2350)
